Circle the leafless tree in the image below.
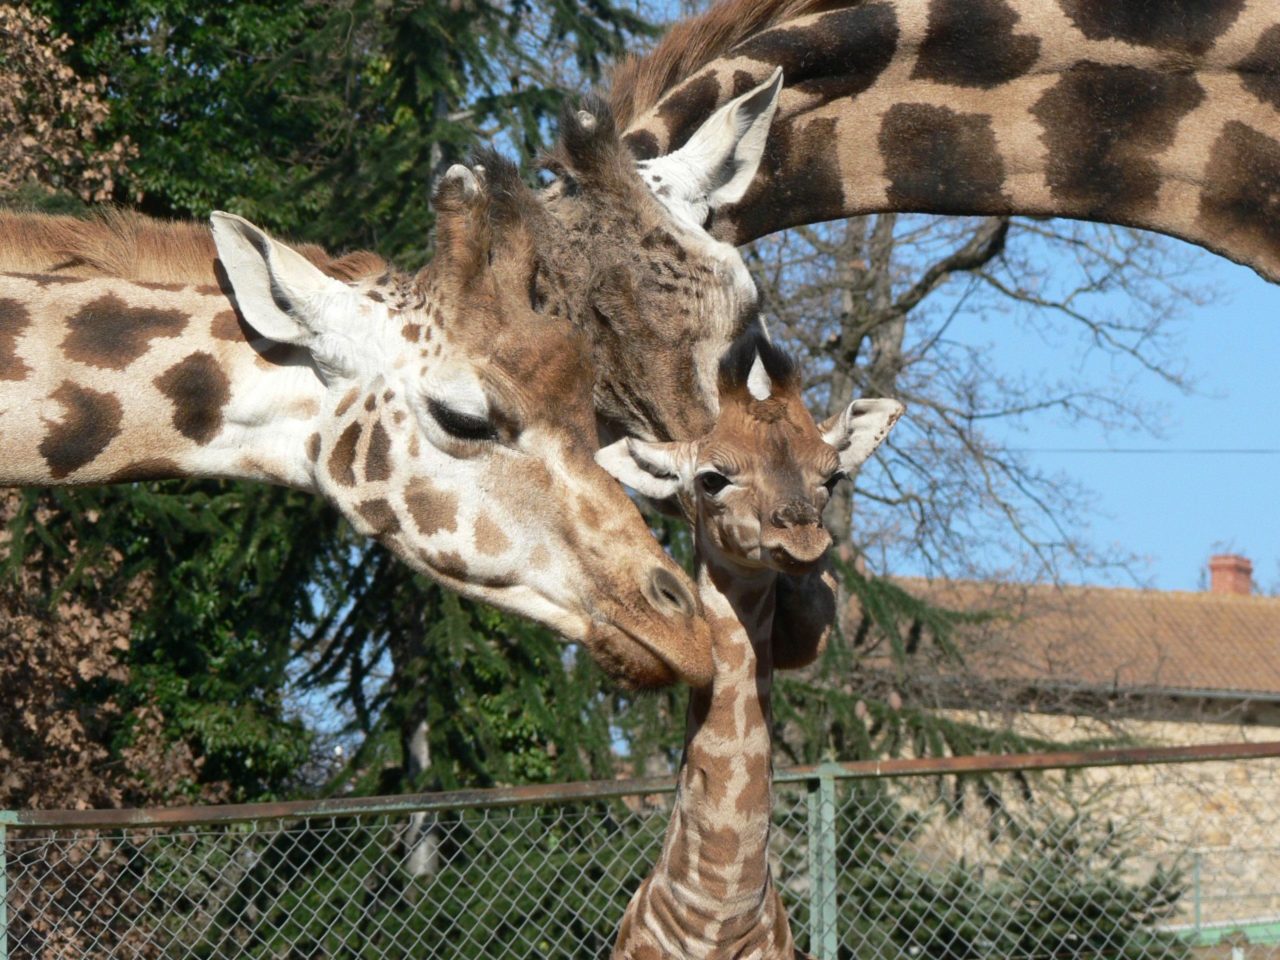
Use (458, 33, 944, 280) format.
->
(749, 214, 1210, 586)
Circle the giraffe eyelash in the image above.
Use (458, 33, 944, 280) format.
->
(427, 399, 497, 443)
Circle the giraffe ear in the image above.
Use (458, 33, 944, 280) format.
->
(820, 398, 905, 475)
(595, 437, 689, 500)
(211, 212, 353, 346)
(640, 68, 782, 224)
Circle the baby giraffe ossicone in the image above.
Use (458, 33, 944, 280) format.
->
(598, 332, 903, 959)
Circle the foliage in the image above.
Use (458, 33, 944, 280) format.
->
(2, 481, 327, 804)
(32, 0, 654, 263)
(0, 491, 201, 809)
(0, 2, 131, 201)
(832, 783, 1188, 960)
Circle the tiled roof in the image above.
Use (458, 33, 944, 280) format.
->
(878, 580, 1280, 698)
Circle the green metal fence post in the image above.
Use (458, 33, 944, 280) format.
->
(807, 764, 839, 960)
(1, 820, 9, 960)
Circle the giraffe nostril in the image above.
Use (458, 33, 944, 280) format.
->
(772, 500, 820, 529)
(645, 566, 697, 621)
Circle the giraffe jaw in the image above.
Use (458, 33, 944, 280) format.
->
(585, 617, 715, 690)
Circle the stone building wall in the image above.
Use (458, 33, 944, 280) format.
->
(897, 711, 1280, 934)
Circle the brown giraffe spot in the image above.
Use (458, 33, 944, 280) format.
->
(655, 71, 722, 153)
(1033, 63, 1203, 220)
(472, 513, 510, 556)
(401, 322, 421, 342)
(879, 104, 1008, 212)
(729, 115, 846, 245)
(327, 421, 362, 486)
(366, 290, 385, 303)
(62, 293, 189, 370)
(0, 298, 31, 381)
(735, 4, 899, 102)
(39, 381, 123, 479)
(1240, 25, 1280, 111)
(107, 458, 182, 482)
(355, 497, 400, 535)
(363, 393, 377, 412)
(210, 309, 245, 341)
(1058, 0, 1244, 58)
(382, 388, 394, 402)
(306, 432, 322, 463)
(1198, 122, 1280, 279)
(529, 544, 551, 570)
(132, 280, 185, 292)
(154, 352, 231, 444)
(665, 828, 694, 882)
(736, 749, 771, 817)
(195, 284, 222, 296)
(912, 0, 1039, 89)
(364, 421, 392, 482)
(404, 477, 458, 537)
(334, 386, 360, 417)
(706, 824, 747, 885)
(623, 127, 661, 161)
(430, 549, 469, 580)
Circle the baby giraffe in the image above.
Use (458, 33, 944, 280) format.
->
(598, 331, 903, 959)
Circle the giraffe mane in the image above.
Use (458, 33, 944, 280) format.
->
(609, 0, 838, 130)
(0, 208, 388, 286)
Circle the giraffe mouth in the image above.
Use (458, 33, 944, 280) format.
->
(586, 619, 714, 690)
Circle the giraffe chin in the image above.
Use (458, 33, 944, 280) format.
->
(585, 620, 715, 691)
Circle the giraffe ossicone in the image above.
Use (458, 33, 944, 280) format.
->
(0, 169, 713, 689)
(601, 331, 903, 958)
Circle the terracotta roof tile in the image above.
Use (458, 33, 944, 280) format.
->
(879, 580, 1280, 697)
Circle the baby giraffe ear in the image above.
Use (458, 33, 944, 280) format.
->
(595, 437, 690, 500)
(820, 398, 905, 474)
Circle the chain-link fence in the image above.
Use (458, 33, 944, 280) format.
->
(3, 742, 1278, 959)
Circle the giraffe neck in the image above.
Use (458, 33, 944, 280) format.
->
(623, 0, 1280, 280)
(613, 546, 799, 959)
(0, 272, 327, 488)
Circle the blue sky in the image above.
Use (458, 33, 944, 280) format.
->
(990, 247, 1280, 593)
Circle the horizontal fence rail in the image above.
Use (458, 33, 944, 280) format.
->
(6, 739, 1277, 830)
(3, 741, 1279, 959)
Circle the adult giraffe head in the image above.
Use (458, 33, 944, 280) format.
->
(208, 167, 712, 688)
(511, 70, 786, 445)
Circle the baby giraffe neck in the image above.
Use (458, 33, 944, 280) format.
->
(613, 551, 801, 959)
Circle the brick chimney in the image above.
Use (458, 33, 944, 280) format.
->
(1208, 554, 1253, 596)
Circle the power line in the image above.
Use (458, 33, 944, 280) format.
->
(1010, 448, 1280, 455)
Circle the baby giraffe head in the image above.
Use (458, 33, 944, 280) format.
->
(597, 331, 903, 575)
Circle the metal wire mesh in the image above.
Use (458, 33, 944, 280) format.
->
(4, 753, 1278, 960)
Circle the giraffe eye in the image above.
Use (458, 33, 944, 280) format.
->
(698, 471, 730, 496)
(427, 399, 496, 442)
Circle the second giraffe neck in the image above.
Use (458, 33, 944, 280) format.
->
(613, 548, 799, 958)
